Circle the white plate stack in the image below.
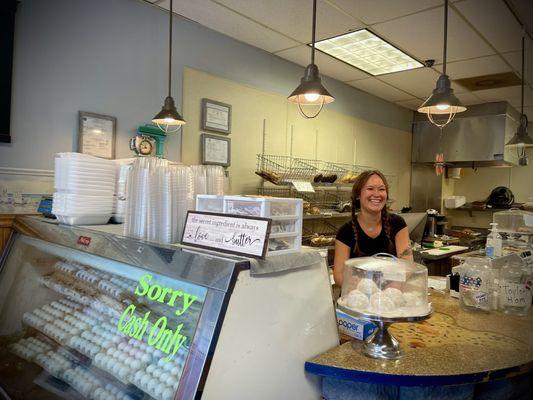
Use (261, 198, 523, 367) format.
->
(52, 153, 116, 225)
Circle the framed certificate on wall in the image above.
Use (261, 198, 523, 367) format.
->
(201, 98, 231, 134)
(78, 111, 116, 159)
(201, 133, 231, 167)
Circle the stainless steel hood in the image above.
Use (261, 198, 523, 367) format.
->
(411, 102, 521, 167)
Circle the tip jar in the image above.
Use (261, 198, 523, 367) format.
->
(498, 258, 532, 316)
(459, 257, 494, 312)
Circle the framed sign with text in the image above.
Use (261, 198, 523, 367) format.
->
(201, 98, 231, 134)
(181, 211, 271, 259)
(78, 111, 116, 159)
(201, 133, 231, 167)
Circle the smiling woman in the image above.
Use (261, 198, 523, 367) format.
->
(333, 170, 412, 286)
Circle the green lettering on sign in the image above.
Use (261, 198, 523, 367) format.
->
(116, 273, 197, 361)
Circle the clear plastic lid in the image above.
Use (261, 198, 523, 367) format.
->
(493, 208, 533, 233)
(338, 254, 429, 318)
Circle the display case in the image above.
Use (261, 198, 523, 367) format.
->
(0, 217, 338, 400)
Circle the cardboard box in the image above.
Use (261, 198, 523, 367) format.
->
(336, 309, 376, 340)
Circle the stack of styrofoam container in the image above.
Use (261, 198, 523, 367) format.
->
(196, 195, 303, 256)
(52, 153, 116, 225)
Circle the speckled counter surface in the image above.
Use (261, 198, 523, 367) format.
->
(306, 291, 533, 386)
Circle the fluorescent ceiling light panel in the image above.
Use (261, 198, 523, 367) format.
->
(314, 29, 423, 76)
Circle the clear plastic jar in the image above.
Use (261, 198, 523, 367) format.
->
(459, 257, 494, 312)
(498, 260, 532, 316)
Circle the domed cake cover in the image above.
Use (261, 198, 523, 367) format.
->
(340, 254, 429, 318)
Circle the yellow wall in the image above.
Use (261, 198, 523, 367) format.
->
(182, 68, 412, 209)
(444, 163, 533, 228)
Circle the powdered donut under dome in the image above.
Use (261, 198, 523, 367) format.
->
(338, 255, 430, 318)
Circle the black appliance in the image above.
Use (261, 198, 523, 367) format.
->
(486, 186, 514, 209)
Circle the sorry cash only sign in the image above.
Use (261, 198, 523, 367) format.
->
(181, 211, 271, 259)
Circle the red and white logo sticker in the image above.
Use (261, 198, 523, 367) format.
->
(77, 236, 92, 246)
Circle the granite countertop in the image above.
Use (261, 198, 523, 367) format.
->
(306, 291, 532, 386)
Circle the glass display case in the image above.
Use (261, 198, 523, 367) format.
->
(0, 217, 249, 400)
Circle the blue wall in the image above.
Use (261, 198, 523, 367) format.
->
(0, 0, 412, 170)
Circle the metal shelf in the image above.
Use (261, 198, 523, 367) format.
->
(303, 212, 352, 220)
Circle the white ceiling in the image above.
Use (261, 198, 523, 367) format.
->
(145, 0, 533, 118)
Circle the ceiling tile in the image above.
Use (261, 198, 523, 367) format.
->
(475, 85, 533, 106)
(436, 55, 511, 80)
(396, 99, 424, 111)
(347, 78, 415, 102)
(453, 0, 524, 54)
(276, 45, 371, 81)
(372, 7, 494, 64)
(455, 91, 483, 106)
(158, 0, 299, 52)
(329, 0, 442, 25)
(215, 0, 362, 43)
(379, 68, 441, 98)
(501, 49, 533, 83)
(508, 1, 533, 43)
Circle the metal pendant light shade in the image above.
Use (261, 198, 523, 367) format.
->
(418, 74, 466, 127)
(506, 115, 533, 147)
(287, 64, 335, 105)
(152, 96, 185, 126)
(288, 0, 334, 118)
(418, 0, 466, 128)
(505, 32, 532, 158)
(152, 0, 185, 132)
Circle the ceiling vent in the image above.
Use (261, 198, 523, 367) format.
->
(455, 72, 521, 91)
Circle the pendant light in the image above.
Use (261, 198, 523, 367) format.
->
(505, 31, 533, 165)
(287, 0, 334, 119)
(152, 0, 185, 132)
(418, 0, 466, 128)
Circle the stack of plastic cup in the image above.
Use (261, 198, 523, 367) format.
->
(170, 165, 193, 242)
(191, 165, 207, 199)
(206, 165, 225, 195)
(124, 158, 224, 244)
(112, 161, 132, 223)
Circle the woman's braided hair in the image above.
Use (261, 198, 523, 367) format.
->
(350, 170, 393, 257)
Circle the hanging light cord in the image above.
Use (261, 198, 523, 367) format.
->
(442, 0, 448, 76)
(297, 0, 322, 119)
(520, 33, 524, 115)
(425, 0, 454, 128)
(311, 0, 316, 65)
(168, 0, 173, 98)
(517, 30, 527, 159)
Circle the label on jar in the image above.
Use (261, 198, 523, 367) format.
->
(499, 282, 532, 307)
(472, 291, 489, 306)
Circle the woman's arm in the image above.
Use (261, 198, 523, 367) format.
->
(334, 240, 351, 286)
(395, 226, 413, 261)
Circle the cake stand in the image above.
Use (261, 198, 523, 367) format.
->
(337, 302, 433, 360)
